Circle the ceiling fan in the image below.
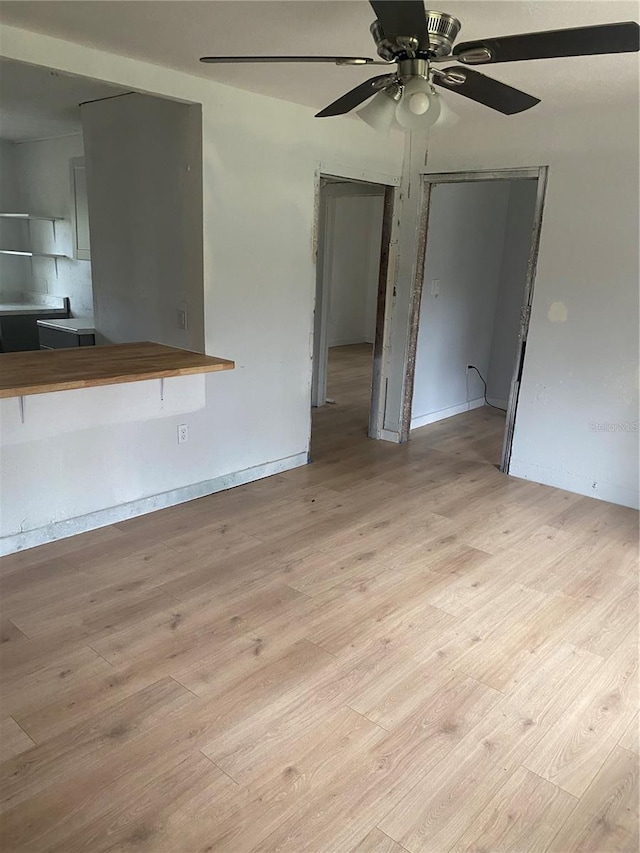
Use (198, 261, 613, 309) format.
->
(200, 1, 640, 131)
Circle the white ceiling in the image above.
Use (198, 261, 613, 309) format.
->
(0, 1, 638, 120)
(0, 56, 129, 141)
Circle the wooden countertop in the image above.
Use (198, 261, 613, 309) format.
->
(0, 342, 235, 398)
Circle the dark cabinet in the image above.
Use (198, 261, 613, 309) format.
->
(0, 308, 71, 353)
(38, 323, 95, 350)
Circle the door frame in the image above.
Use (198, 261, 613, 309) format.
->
(311, 166, 399, 440)
(406, 166, 549, 471)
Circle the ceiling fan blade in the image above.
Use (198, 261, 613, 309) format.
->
(200, 55, 375, 65)
(433, 67, 540, 115)
(454, 21, 640, 64)
(316, 74, 397, 117)
(369, 1, 429, 46)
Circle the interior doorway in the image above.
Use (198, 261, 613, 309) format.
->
(409, 168, 547, 472)
(311, 175, 394, 447)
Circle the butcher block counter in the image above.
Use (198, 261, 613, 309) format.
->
(0, 341, 235, 398)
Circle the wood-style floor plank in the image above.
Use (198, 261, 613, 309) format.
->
(547, 745, 639, 853)
(0, 617, 28, 646)
(0, 343, 637, 853)
(450, 765, 577, 853)
(351, 828, 410, 852)
(619, 712, 639, 755)
(523, 629, 638, 797)
(0, 677, 195, 811)
(378, 701, 546, 852)
(35, 751, 238, 853)
(189, 707, 387, 853)
(254, 678, 500, 852)
(0, 716, 35, 762)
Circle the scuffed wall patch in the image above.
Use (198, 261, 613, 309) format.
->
(548, 301, 568, 323)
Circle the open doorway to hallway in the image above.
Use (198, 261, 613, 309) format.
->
(311, 175, 392, 451)
(410, 170, 546, 470)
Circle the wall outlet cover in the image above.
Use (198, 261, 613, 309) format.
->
(176, 308, 188, 330)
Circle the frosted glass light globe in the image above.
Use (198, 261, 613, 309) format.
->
(357, 86, 402, 135)
(409, 92, 431, 115)
(396, 78, 441, 131)
(431, 93, 460, 131)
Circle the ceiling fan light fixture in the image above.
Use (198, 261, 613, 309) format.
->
(197, 7, 639, 123)
(432, 92, 460, 130)
(356, 83, 402, 134)
(395, 77, 441, 131)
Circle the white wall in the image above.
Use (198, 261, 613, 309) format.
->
(411, 180, 511, 427)
(425, 101, 639, 509)
(11, 134, 93, 317)
(326, 191, 384, 347)
(0, 26, 403, 551)
(82, 93, 204, 349)
(0, 140, 26, 296)
(486, 180, 538, 406)
(0, 139, 18, 204)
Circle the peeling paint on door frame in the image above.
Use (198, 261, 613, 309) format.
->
(310, 163, 400, 447)
(410, 166, 549, 471)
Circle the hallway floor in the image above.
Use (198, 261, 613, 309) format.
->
(314, 343, 506, 468)
(0, 345, 637, 852)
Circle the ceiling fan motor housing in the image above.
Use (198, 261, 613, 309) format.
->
(424, 11, 462, 56)
(371, 10, 461, 60)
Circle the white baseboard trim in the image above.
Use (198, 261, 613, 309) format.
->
(1, 451, 308, 557)
(509, 458, 639, 510)
(410, 397, 485, 430)
(380, 428, 402, 443)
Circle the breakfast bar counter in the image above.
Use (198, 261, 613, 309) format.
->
(0, 341, 235, 398)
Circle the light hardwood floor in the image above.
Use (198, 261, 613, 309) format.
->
(0, 343, 637, 853)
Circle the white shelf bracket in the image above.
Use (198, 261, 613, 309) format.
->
(18, 396, 25, 424)
(159, 378, 165, 402)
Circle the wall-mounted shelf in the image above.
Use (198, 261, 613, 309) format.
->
(0, 249, 68, 258)
(0, 213, 63, 221)
(0, 214, 67, 261)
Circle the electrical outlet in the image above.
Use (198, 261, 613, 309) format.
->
(177, 424, 188, 444)
(176, 308, 188, 330)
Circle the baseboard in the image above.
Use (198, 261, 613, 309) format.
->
(410, 397, 485, 430)
(380, 428, 402, 443)
(509, 458, 639, 510)
(0, 451, 308, 557)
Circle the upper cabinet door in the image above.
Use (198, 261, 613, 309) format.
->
(70, 156, 91, 261)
